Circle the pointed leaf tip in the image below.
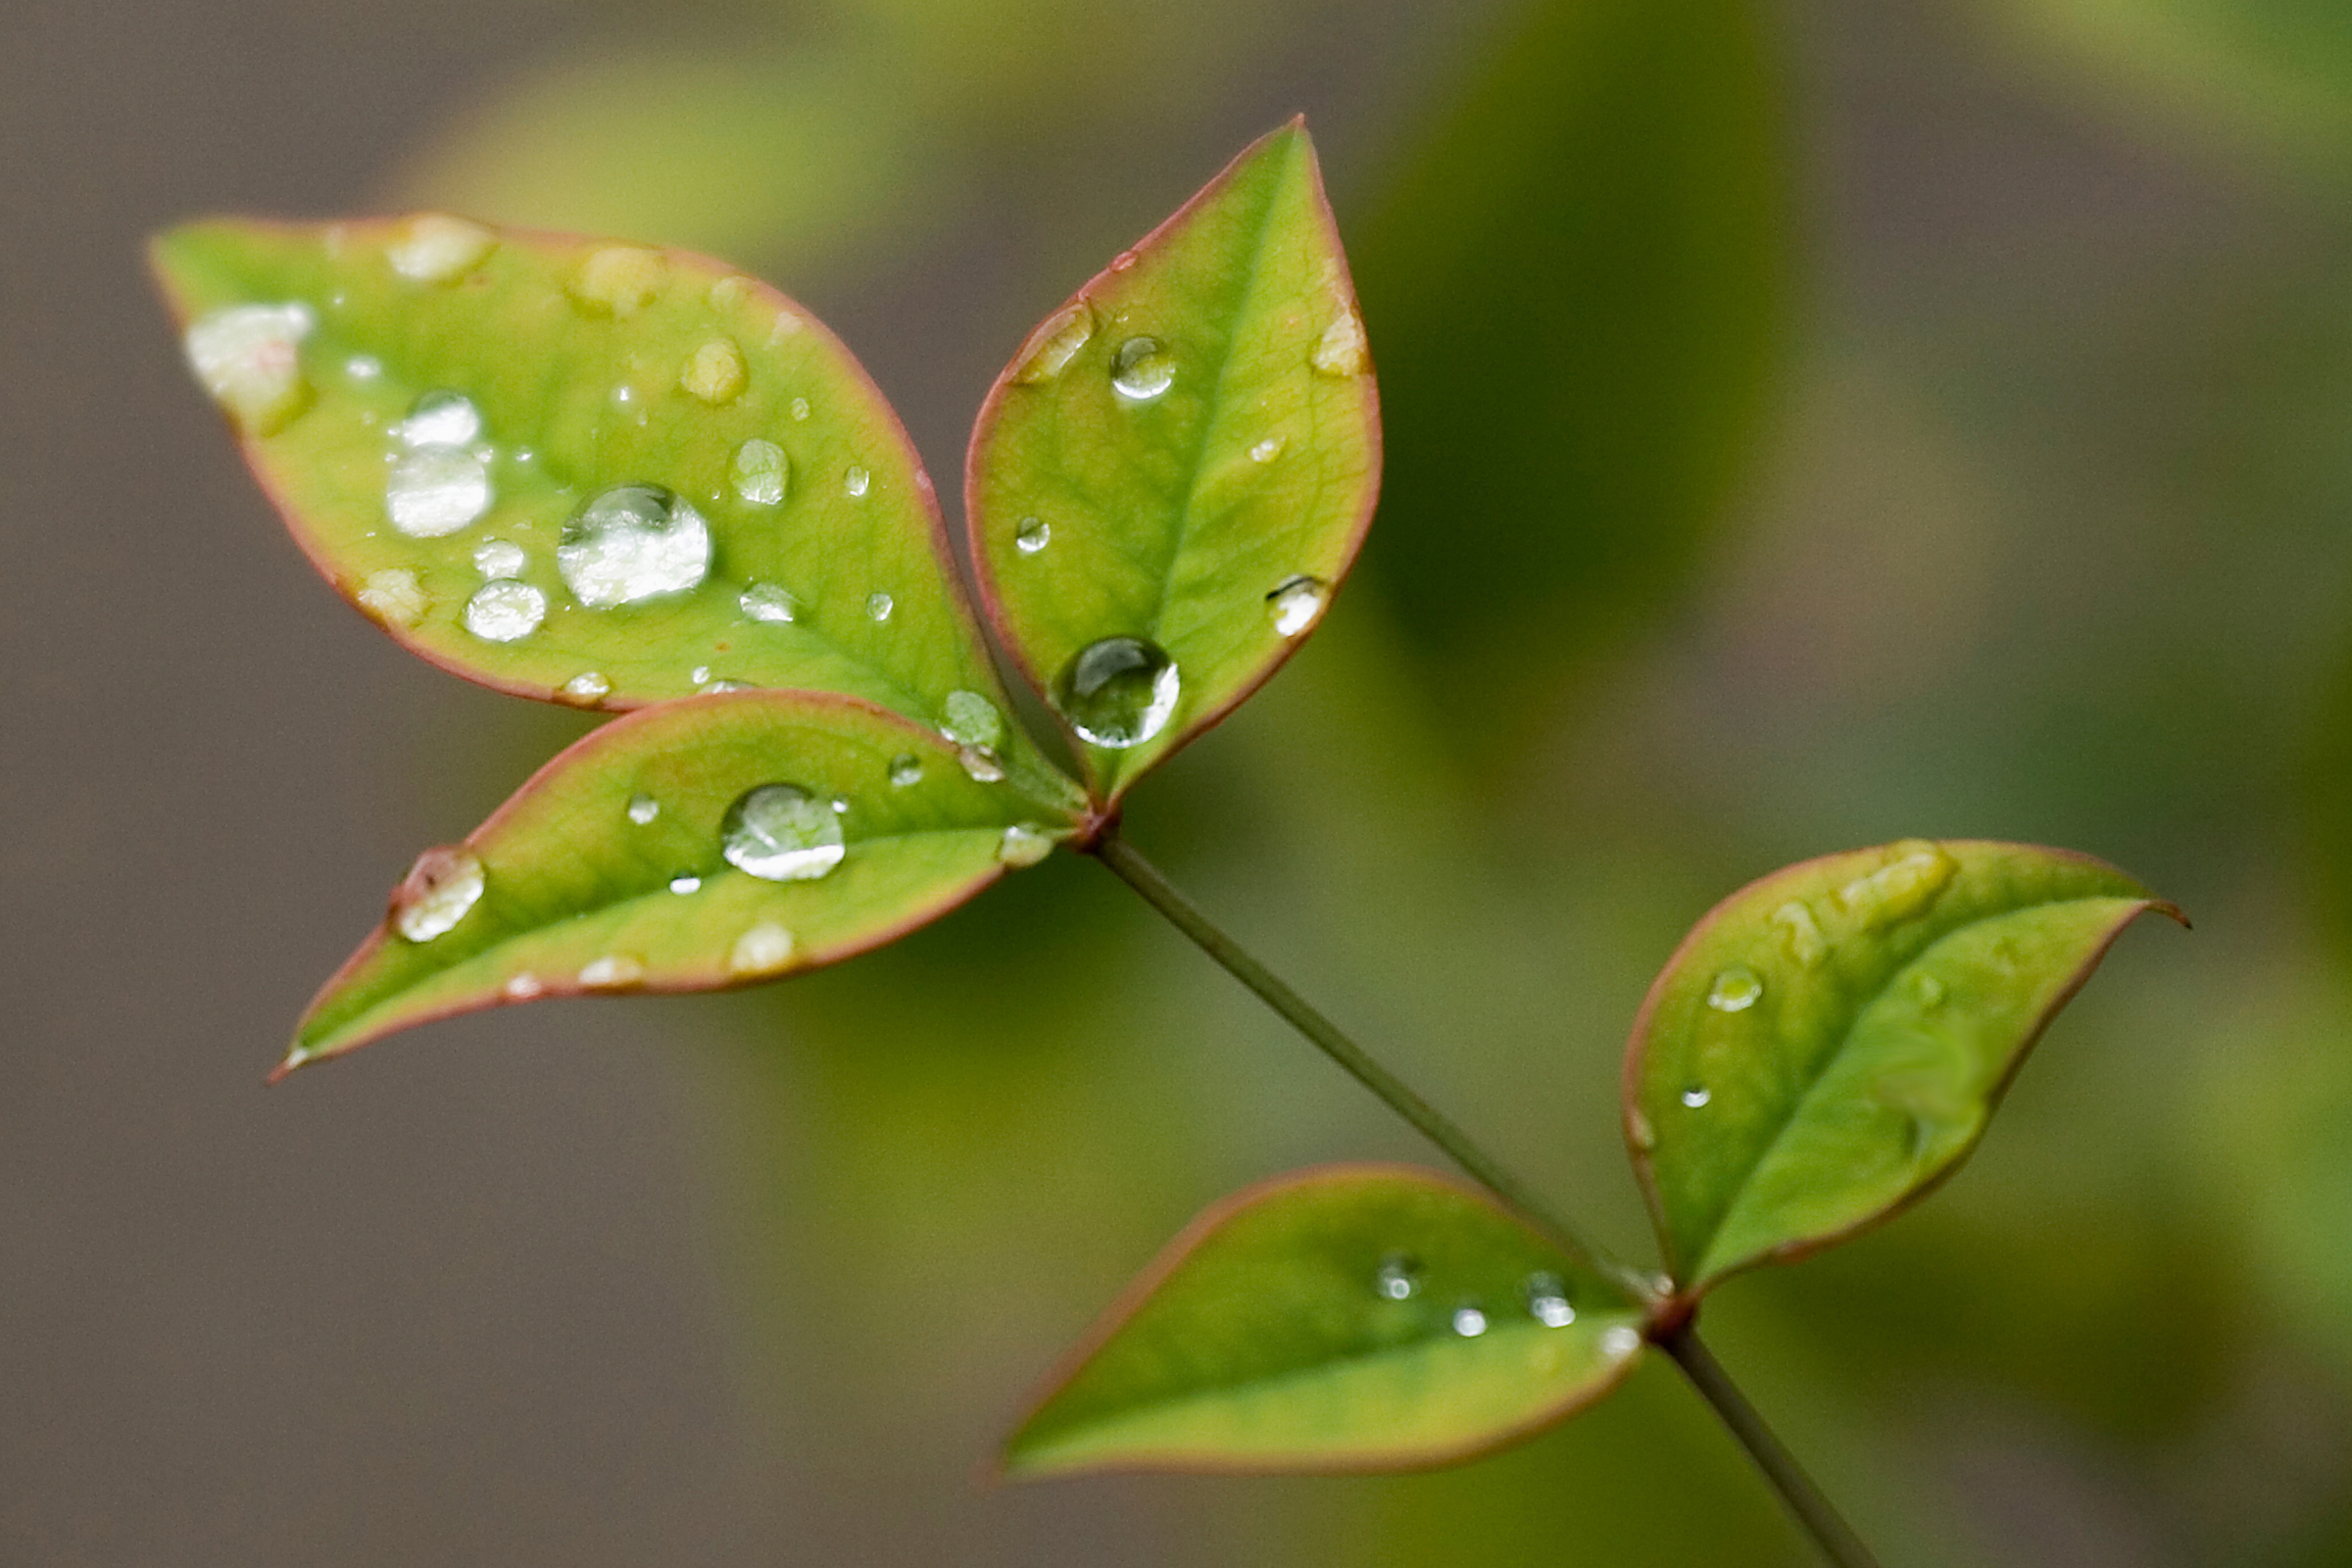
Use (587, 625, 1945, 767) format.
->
(1624, 839, 2181, 1295)
(967, 123, 1380, 806)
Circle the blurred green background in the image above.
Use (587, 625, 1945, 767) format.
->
(7, 0, 2352, 1561)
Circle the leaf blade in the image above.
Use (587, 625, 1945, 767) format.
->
(966, 121, 1380, 804)
(1001, 1165, 1643, 1477)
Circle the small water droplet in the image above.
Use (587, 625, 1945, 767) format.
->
(471, 537, 526, 580)
(1266, 575, 1328, 638)
(463, 579, 545, 642)
(709, 274, 755, 310)
(562, 670, 612, 705)
(941, 691, 1004, 749)
(767, 309, 802, 343)
(740, 581, 798, 622)
(729, 921, 797, 977)
(1375, 1253, 1422, 1300)
(399, 389, 483, 448)
(626, 794, 660, 825)
(1015, 517, 1050, 555)
(578, 954, 645, 989)
(829, 796, 850, 815)
(1525, 1274, 1576, 1328)
(844, 466, 870, 498)
(1250, 436, 1286, 463)
(1706, 966, 1763, 1012)
(1311, 308, 1368, 376)
(1772, 901, 1828, 968)
(356, 567, 427, 627)
(568, 245, 666, 317)
(1054, 637, 1179, 749)
(701, 676, 755, 693)
(387, 215, 496, 283)
(1628, 1108, 1657, 1152)
(888, 754, 923, 788)
(183, 302, 315, 433)
(1600, 1325, 1642, 1358)
(865, 592, 894, 622)
(956, 745, 1006, 783)
(1451, 1305, 1489, 1338)
(1110, 336, 1175, 401)
(558, 484, 712, 607)
(789, 397, 810, 421)
(390, 845, 485, 942)
(1914, 972, 1947, 1008)
(668, 874, 702, 895)
(346, 355, 383, 381)
(731, 439, 788, 506)
(1681, 1085, 1711, 1109)
(503, 972, 544, 1001)
(387, 448, 493, 537)
(1015, 301, 1096, 382)
(690, 665, 712, 686)
(720, 783, 845, 882)
(1835, 840, 1956, 927)
(681, 336, 747, 404)
(1109, 249, 1138, 272)
(998, 824, 1054, 867)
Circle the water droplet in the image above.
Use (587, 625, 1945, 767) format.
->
(463, 579, 545, 642)
(578, 954, 645, 989)
(356, 567, 427, 627)
(399, 389, 482, 448)
(941, 690, 1004, 749)
(1835, 840, 1956, 927)
(1015, 517, 1051, 555)
(681, 336, 747, 404)
(1451, 1305, 1489, 1338)
(346, 355, 383, 381)
(1525, 1274, 1576, 1328)
(626, 794, 660, 825)
(1110, 336, 1175, 401)
(1015, 301, 1095, 382)
(740, 581, 798, 622)
(1054, 637, 1179, 749)
(1266, 575, 1328, 638)
(845, 466, 870, 498)
(183, 302, 314, 433)
(668, 874, 702, 895)
(387, 215, 496, 283)
(700, 676, 755, 693)
(1109, 249, 1138, 272)
(390, 845, 485, 942)
(1913, 972, 1947, 1009)
(562, 670, 612, 705)
(1681, 1085, 1711, 1109)
(829, 795, 850, 815)
(888, 754, 923, 788)
(1628, 1108, 1657, 1152)
(865, 592, 894, 622)
(1312, 308, 1368, 376)
(568, 245, 666, 317)
(1375, 1254, 1422, 1300)
(387, 448, 493, 537)
(471, 537, 526, 580)
(691, 665, 712, 685)
(720, 783, 845, 882)
(1706, 966, 1763, 1012)
(558, 484, 711, 607)
(1250, 436, 1286, 463)
(998, 824, 1054, 867)
(1600, 1325, 1642, 1358)
(729, 921, 797, 977)
(503, 972, 544, 1001)
(709, 274, 755, 310)
(731, 439, 788, 506)
(956, 745, 1006, 783)
(789, 397, 810, 421)
(1771, 901, 1827, 969)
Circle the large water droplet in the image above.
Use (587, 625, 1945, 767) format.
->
(1451, 1304, 1489, 1339)
(356, 567, 427, 627)
(387, 448, 493, 537)
(562, 671, 612, 705)
(626, 794, 660, 825)
(1312, 308, 1368, 376)
(997, 824, 1054, 867)
(1525, 1273, 1576, 1328)
(1706, 966, 1763, 1012)
(1054, 637, 1179, 749)
(681, 337, 747, 404)
(888, 754, 923, 788)
(1681, 1085, 1711, 1109)
(471, 538, 526, 580)
(865, 592, 894, 622)
(1772, 901, 1828, 969)
(558, 484, 712, 607)
(1374, 1254, 1421, 1300)
(387, 215, 496, 283)
(720, 783, 845, 882)
(729, 921, 797, 977)
(740, 581, 797, 622)
(399, 390, 482, 448)
(1266, 575, 1328, 638)
(732, 439, 788, 506)
(1016, 301, 1095, 382)
(941, 691, 1004, 749)
(391, 845, 485, 942)
(464, 579, 545, 642)
(1015, 517, 1050, 555)
(183, 302, 314, 433)
(1835, 840, 1956, 927)
(578, 954, 645, 989)
(568, 245, 665, 317)
(1110, 336, 1175, 401)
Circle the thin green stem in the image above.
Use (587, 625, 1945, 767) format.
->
(1658, 1327, 1884, 1568)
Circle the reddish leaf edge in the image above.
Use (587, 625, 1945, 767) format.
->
(272, 688, 1073, 1083)
(1618, 839, 2189, 1307)
(983, 1161, 1643, 1484)
(961, 116, 1385, 809)
(148, 219, 1004, 721)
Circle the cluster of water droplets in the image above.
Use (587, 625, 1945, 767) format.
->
(389, 389, 494, 539)
(1369, 1255, 1590, 1339)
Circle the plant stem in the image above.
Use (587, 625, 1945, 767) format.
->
(1658, 1327, 1885, 1568)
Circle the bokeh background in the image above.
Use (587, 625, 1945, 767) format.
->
(6, 0, 2352, 1561)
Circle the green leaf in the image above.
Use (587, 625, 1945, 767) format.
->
(1000, 1165, 1644, 1477)
(151, 216, 1073, 806)
(285, 690, 1076, 1071)
(965, 121, 1380, 805)
(1624, 839, 2181, 1294)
